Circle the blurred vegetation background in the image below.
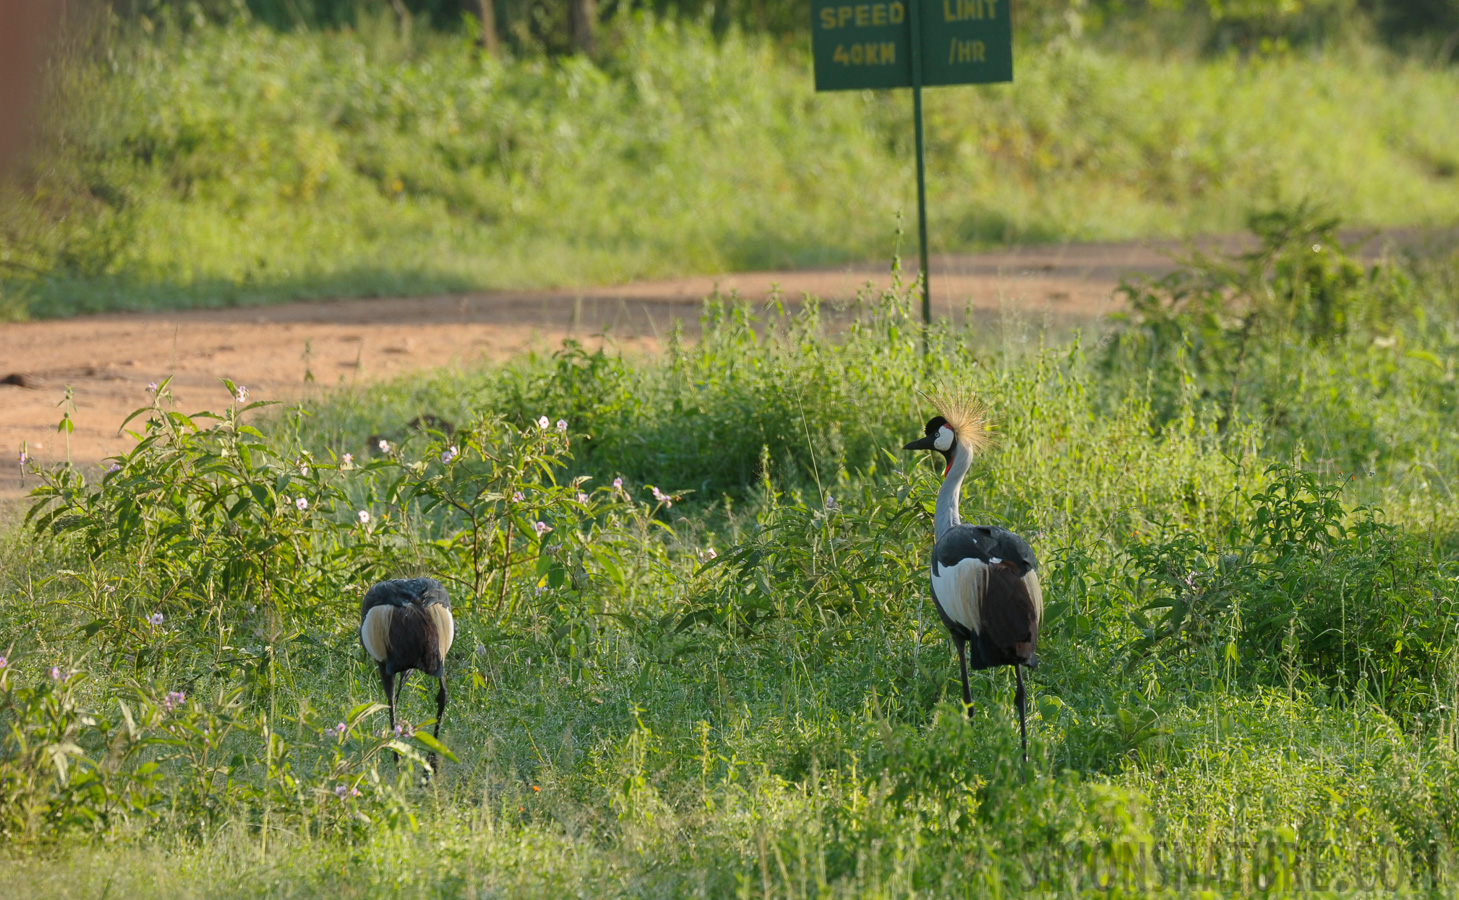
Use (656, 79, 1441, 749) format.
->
(1, 0, 1456, 319)
(106, 0, 1459, 57)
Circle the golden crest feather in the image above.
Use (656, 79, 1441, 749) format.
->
(923, 385, 992, 452)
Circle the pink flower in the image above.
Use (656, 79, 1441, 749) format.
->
(613, 477, 623, 490)
(235, 386, 249, 403)
(533, 521, 552, 536)
(357, 509, 370, 525)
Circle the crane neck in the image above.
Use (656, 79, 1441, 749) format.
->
(934, 440, 973, 541)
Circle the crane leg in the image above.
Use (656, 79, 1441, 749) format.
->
(1015, 664, 1028, 764)
(428, 674, 448, 773)
(380, 664, 400, 760)
(957, 638, 974, 719)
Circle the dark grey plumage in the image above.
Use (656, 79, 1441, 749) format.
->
(359, 577, 455, 768)
(905, 410, 1044, 762)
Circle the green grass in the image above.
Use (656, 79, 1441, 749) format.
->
(3, 226, 1459, 895)
(3, 18, 1459, 318)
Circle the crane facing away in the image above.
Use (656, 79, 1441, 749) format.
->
(903, 393, 1043, 762)
(359, 577, 455, 768)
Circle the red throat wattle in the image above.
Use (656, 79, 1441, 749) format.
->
(942, 458, 952, 478)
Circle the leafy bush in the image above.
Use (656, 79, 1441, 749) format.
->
(25, 378, 635, 669)
(1125, 465, 1459, 716)
(0, 658, 437, 842)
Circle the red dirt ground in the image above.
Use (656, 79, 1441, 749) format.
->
(0, 236, 1281, 505)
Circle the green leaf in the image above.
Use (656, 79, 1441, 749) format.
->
(412, 731, 459, 762)
(347, 701, 386, 722)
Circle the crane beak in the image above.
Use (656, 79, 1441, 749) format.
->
(903, 436, 935, 451)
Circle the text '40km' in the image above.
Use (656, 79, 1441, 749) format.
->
(832, 42, 898, 65)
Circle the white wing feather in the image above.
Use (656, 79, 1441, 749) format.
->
(930, 557, 988, 635)
(1022, 569, 1044, 624)
(428, 604, 455, 659)
(360, 606, 392, 662)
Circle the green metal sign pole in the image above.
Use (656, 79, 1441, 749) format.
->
(908, 0, 932, 343)
(811, 0, 1012, 348)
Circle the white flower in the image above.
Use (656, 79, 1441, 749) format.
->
(378, 439, 390, 452)
(295, 497, 309, 511)
(537, 416, 550, 429)
(705, 548, 717, 559)
(147, 612, 164, 627)
(556, 419, 568, 433)
(357, 509, 370, 525)
(825, 495, 837, 510)
(576, 492, 589, 503)
(440, 445, 458, 464)
(235, 386, 249, 403)
(342, 453, 353, 468)
(300, 464, 310, 477)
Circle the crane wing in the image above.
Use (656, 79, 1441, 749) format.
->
(360, 605, 393, 662)
(931, 524, 1043, 650)
(931, 555, 990, 635)
(427, 604, 455, 659)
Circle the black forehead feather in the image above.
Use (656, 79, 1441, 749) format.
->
(924, 415, 948, 437)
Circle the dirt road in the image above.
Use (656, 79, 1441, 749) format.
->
(0, 238, 1223, 504)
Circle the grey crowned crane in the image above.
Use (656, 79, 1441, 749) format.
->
(903, 393, 1044, 762)
(359, 577, 455, 767)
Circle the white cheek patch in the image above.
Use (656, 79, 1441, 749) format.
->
(932, 425, 954, 452)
